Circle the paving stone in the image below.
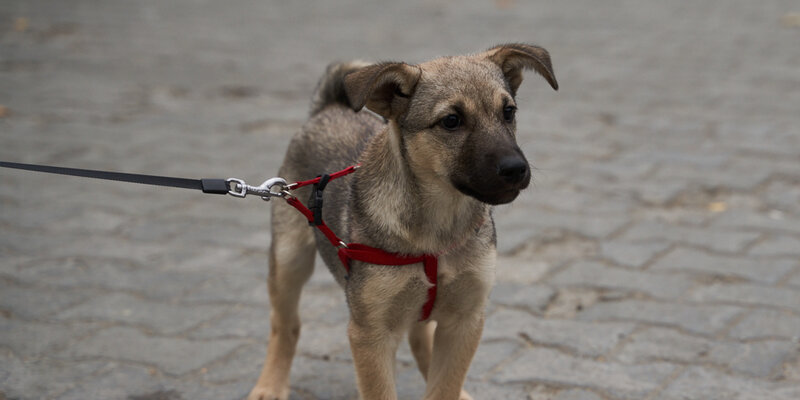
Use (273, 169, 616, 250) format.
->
(618, 221, 760, 253)
(57, 363, 171, 400)
(394, 366, 429, 400)
(577, 300, 743, 335)
(296, 321, 350, 358)
(495, 255, 554, 284)
(706, 340, 799, 378)
(691, 282, 800, 312)
(600, 241, 671, 268)
(657, 366, 800, 400)
(62, 327, 245, 375)
(490, 282, 556, 313)
(614, 327, 711, 364)
(652, 163, 772, 191)
(168, 380, 256, 400)
(484, 308, 636, 357)
(467, 340, 521, 379)
(550, 261, 694, 299)
(0, 281, 94, 319)
(200, 343, 266, 384)
(9, 256, 211, 301)
(462, 380, 532, 400)
(47, 234, 179, 261)
(179, 269, 270, 306)
(553, 389, 605, 400)
(763, 180, 800, 215)
(187, 305, 270, 340)
(0, 349, 106, 400)
(498, 209, 630, 246)
(728, 309, 800, 340)
(290, 355, 360, 400)
(652, 247, 796, 284)
(615, 327, 798, 377)
(748, 235, 800, 257)
(712, 211, 800, 235)
(56, 292, 229, 335)
(493, 347, 676, 399)
(789, 269, 800, 289)
(0, 316, 99, 356)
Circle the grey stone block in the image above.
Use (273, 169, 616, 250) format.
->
(468, 340, 521, 379)
(62, 327, 245, 375)
(615, 327, 798, 378)
(728, 309, 800, 340)
(187, 305, 270, 340)
(549, 261, 694, 299)
(490, 282, 556, 313)
(0, 350, 107, 400)
(657, 366, 800, 400)
(554, 389, 605, 400)
(9, 256, 210, 301)
(56, 293, 229, 335)
(600, 241, 671, 268)
(749, 235, 800, 257)
(200, 343, 266, 384)
(712, 211, 800, 235)
(690, 282, 800, 312)
(706, 340, 799, 378)
(614, 327, 711, 364)
(0, 281, 94, 319)
(496, 255, 554, 284)
(577, 299, 743, 335)
(484, 308, 636, 357)
(0, 316, 99, 356)
(493, 347, 676, 399)
(652, 247, 796, 284)
(57, 363, 171, 400)
(618, 221, 760, 253)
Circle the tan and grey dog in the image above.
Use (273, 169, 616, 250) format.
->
(248, 44, 558, 400)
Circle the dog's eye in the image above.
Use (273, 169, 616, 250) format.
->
(503, 106, 516, 123)
(440, 114, 461, 130)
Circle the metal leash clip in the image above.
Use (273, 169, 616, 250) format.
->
(226, 177, 288, 201)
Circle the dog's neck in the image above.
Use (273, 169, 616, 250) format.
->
(351, 122, 489, 255)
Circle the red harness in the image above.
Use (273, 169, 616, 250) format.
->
(283, 165, 438, 321)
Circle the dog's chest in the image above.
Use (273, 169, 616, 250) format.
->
(436, 248, 496, 294)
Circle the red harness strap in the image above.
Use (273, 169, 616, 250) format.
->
(283, 166, 438, 321)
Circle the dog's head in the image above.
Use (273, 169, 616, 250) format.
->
(344, 44, 558, 205)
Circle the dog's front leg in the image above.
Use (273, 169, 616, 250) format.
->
(349, 320, 402, 400)
(422, 314, 483, 400)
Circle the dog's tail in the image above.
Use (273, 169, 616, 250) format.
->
(309, 60, 371, 116)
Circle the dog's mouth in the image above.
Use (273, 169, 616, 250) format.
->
(453, 182, 523, 205)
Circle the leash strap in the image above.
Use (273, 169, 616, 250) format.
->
(0, 161, 230, 194)
(1, 160, 439, 320)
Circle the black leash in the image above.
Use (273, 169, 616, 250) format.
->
(0, 160, 231, 195)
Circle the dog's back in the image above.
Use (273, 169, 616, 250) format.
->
(275, 62, 385, 280)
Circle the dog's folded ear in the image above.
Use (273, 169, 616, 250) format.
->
(485, 43, 558, 94)
(343, 62, 422, 119)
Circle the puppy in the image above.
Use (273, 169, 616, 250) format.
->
(248, 44, 558, 400)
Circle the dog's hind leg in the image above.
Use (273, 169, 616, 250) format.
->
(422, 315, 483, 400)
(248, 201, 316, 400)
(409, 321, 436, 379)
(410, 320, 475, 400)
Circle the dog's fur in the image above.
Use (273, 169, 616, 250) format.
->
(248, 44, 557, 400)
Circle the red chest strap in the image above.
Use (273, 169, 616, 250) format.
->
(283, 169, 438, 321)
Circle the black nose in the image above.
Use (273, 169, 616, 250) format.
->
(497, 156, 528, 184)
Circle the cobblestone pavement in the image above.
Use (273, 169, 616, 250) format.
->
(2, 1, 800, 399)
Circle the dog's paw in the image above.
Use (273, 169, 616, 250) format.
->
(246, 385, 289, 400)
(459, 389, 474, 400)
